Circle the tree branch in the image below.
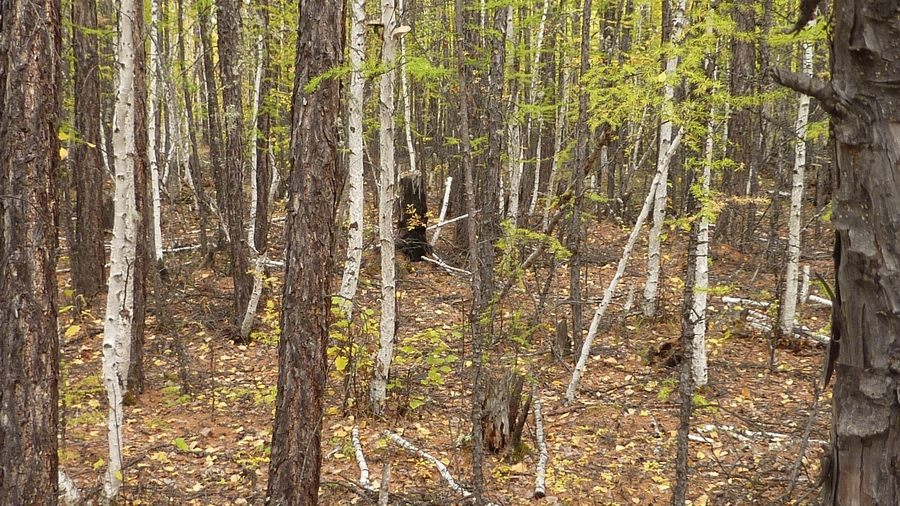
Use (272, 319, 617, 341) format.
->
(768, 67, 839, 116)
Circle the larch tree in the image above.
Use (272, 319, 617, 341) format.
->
(265, 0, 345, 501)
(71, 0, 107, 299)
(0, 0, 62, 501)
(217, 0, 252, 330)
(773, 1, 900, 503)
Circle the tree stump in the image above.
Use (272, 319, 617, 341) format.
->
(397, 174, 431, 261)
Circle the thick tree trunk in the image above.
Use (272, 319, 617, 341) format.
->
(265, 0, 344, 502)
(774, 2, 900, 503)
(71, 0, 107, 299)
(0, 0, 62, 502)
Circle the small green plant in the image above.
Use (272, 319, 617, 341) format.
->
(657, 378, 676, 401)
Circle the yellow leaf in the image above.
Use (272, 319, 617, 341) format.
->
(58, 132, 70, 141)
(86, 141, 96, 148)
(657, 71, 668, 83)
(59, 147, 68, 160)
(695, 494, 709, 506)
(334, 355, 349, 371)
(64, 325, 81, 338)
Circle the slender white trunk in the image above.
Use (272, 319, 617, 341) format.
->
(338, 0, 367, 319)
(430, 176, 453, 247)
(103, 0, 138, 498)
(522, 0, 548, 219)
(642, 0, 686, 317)
(504, 7, 520, 224)
(398, 0, 416, 174)
(779, 34, 814, 336)
(691, 113, 715, 388)
(541, 58, 570, 226)
(372, 0, 398, 416)
(567, 130, 684, 403)
(147, 0, 164, 262)
(239, 29, 267, 342)
(690, 18, 720, 388)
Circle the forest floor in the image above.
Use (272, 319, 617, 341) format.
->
(58, 200, 835, 506)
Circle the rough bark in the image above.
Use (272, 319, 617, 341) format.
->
(71, 0, 107, 299)
(265, 0, 344, 502)
(216, 0, 252, 328)
(775, 2, 900, 504)
(0, 0, 62, 501)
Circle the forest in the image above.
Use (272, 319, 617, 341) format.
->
(2, 0, 900, 504)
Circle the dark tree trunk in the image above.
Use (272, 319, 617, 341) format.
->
(720, 0, 757, 247)
(254, 0, 275, 254)
(216, 0, 252, 325)
(773, 1, 900, 503)
(265, 0, 344, 502)
(129, 0, 149, 394)
(71, 0, 107, 299)
(0, 0, 62, 501)
(569, 0, 592, 354)
(397, 174, 431, 261)
(178, 0, 209, 259)
(197, 6, 227, 257)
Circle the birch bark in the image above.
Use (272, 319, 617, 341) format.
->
(642, 0, 686, 317)
(371, 0, 399, 416)
(102, 0, 139, 496)
(778, 33, 813, 337)
(338, 0, 367, 319)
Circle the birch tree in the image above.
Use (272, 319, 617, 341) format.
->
(642, 0, 686, 318)
(371, 0, 398, 416)
(337, 0, 367, 319)
(778, 30, 813, 338)
(102, 0, 141, 496)
(0, 0, 62, 500)
(147, 0, 164, 263)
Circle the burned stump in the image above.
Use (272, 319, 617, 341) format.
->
(397, 174, 431, 261)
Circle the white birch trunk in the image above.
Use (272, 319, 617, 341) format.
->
(540, 58, 570, 226)
(371, 0, 398, 416)
(642, 0, 686, 317)
(238, 29, 267, 342)
(691, 114, 715, 388)
(690, 18, 720, 388)
(504, 7, 521, 225)
(523, 0, 548, 219)
(103, 0, 138, 497)
(338, 0, 367, 320)
(566, 130, 683, 402)
(398, 0, 416, 174)
(779, 34, 813, 336)
(147, 0, 164, 262)
(430, 176, 452, 247)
